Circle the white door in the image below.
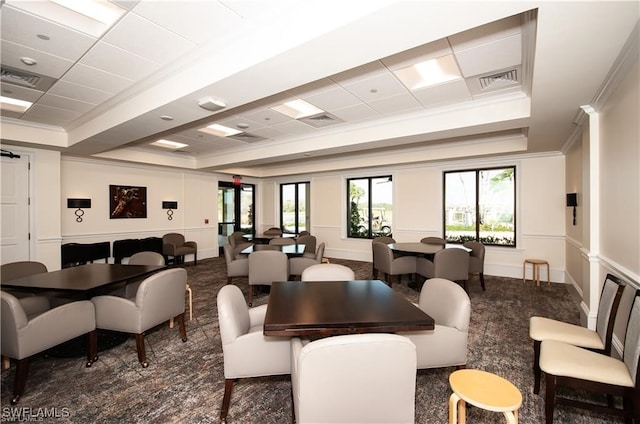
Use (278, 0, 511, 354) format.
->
(1, 154, 30, 264)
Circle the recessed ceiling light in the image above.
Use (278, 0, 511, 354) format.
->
(50, 0, 125, 25)
(150, 139, 188, 149)
(394, 54, 462, 90)
(20, 57, 37, 66)
(271, 99, 324, 119)
(160, 115, 174, 121)
(236, 123, 250, 129)
(198, 124, 242, 137)
(37, 34, 50, 40)
(0, 96, 33, 113)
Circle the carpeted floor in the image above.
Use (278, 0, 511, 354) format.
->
(1, 256, 624, 423)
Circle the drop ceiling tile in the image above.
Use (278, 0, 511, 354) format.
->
(248, 126, 284, 140)
(0, 83, 44, 103)
(449, 14, 521, 52)
(381, 38, 452, 71)
(22, 104, 81, 126)
(61, 63, 134, 94)
(331, 103, 380, 123)
(367, 92, 422, 115)
(341, 72, 408, 103)
(411, 79, 472, 108)
(454, 34, 521, 77)
(1, 40, 74, 79)
(38, 93, 95, 113)
(48, 80, 112, 105)
(1, 6, 97, 62)
(302, 86, 362, 112)
(215, 116, 266, 133)
(80, 41, 160, 81)
(102, 13, 195, 66)
(238, 108, 292, 126)
(132, 1, 242, 44)
(270, 119, 315, 135)
(330, 61, 388, 86)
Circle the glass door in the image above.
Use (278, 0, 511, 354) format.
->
(218, 182, 255, 253)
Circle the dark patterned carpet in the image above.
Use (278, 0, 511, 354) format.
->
(1, 257, 624, 423)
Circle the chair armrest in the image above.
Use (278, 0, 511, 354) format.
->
(249, 304, 268, 327)
(91, 295, 140, 332)
(185, 241, 197, 249)
(163, 243, 176, 255)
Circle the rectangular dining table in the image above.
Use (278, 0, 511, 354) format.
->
(1, 263, 165, 297)
(240, 243, 306, 257)
(263, 280, 434, 337)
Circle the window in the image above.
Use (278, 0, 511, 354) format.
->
(347, 176, 393, 238)
(280, 182, 310, 234)
(444, 167, 515, 246)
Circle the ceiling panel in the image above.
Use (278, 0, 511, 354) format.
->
(1, 40, 74, 78)
(60, 63, 134, 94)
(38, 93, 95, 113)
(79, 41, 160, 81)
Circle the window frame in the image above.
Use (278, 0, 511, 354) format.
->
(279, 181, 310, 234)
(442, 166, 516, 247)
(346, 175, 393, 239)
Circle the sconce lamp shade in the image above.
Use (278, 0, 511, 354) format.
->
(162, 201, 178, 209)
(566, 193, 577, 207)
(67, 198, 91, 208)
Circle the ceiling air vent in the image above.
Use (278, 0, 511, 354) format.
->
(228, 132, 267, 143)
(299, 112, 344, 128)
(478, 69, 519, 90)
(1, 66, 57, 91)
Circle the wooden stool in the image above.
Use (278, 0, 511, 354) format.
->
(449, 369, 522, 424)
(523, 259, 549, 287)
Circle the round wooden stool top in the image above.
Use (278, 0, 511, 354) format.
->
(449, 369, 522, 412)
(524, 258, 548, 265)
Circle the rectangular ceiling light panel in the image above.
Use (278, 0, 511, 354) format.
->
(0, 96, 33, 113)
(394, 54, 462, 91)
(270, 99, 324, 119)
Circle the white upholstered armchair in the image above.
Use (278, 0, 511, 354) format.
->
(217, 284, 291, 423)
(399, 278, 471, 369)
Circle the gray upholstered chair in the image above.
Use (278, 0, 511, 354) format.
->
(464, 241, 486, 290)
(301, 263, 355, 281)
(263, 227, 282, 236)
(371, 241, 416, 287)
(371, 236, 395, 278)
(296, 234, 317, 256)
(91, 268, 188, 367)
(1, 290, 97, 405)
(420, 236, 446, 245)
(416, 248, 469, 291)
(399, 278, 471, 369)
(530, 274, 627, 394)
(228, 231, 252, 255)
(298, 230, 310, 236)
(1, 261, 48, 283)
(247, 250, 288, 306)
(291, 333, 417, 424)
(269, 237, 295, 246)
(289, 243, 325, 278)
(162, 232, 197, 265)
(217, 284, 291, 423)
(223, 243, 249, 284)
(539, 293, 640, 423)
(123, 251, 166, 298)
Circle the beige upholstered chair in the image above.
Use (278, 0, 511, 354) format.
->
(223, 243, 249, 284)
(269, 237, 295, 246)
(399, 278, 471, 369)
(301, 263, 355, 281)
(162, 232, 197, 265)
(1, 291, 97, 405)
(539, 293, 640, 423)
(530, 273, 627, 394)
(289, 243, 325, 278)
(371, 236, 395, 278)
(420, 236, 446, 245)
(417, 248, 469, 291)
(463, 241, 486, 290)
(247, 250, 288, 306)
(263, 227, 282, 236)
(296, 234, 317, 256)
(123, 251, 166, 298)
(91, 268, 188, 367)
(298, 230, 310, 236)
(217, 284, 291, 423)
(1, 261, 48, 283)
(371, 241, 416, 287)
(291, 333, 417, 424)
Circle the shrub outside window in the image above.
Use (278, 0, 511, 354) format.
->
(347, 176, 393, 239)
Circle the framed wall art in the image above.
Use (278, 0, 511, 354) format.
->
(109, 185, 147, 219)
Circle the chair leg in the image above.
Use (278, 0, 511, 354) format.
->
(176, 312, 188, 342)
(86, 330, 98, 367)
(227, 276, 233, 284)
(135, 333, 149, 368)
(193, 253, 197, 266)
(544, 373, 556, 424)
(11, 358, 30, 405)
(479, 273, 486, 290)
(533, 340, 542, 394)
(248, 285, 254, 307)
(221, 378, 234, 423)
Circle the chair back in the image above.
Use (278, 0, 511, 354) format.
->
(269, 237, 295, 246)
(419, 278, 471, 331)
(623, 294, 640, 387)
(292, 333, 416, 423)
(372, 236, 395, 244)
(162, 232, 186, 246)
(248, 251, 288, 286)
(128, 251, 165, 266)
(420, 237, 446, 245)
(135, 268, 187, 330)
(263, 227, 282, 236)
(1, 261, 47, 283)
(463, 241, 485, 272)
(595, 274, 625, 351)
(301, 264, 355, 281)
(372, 241, 393, 274)
(298, 231, 310, 236)
(314, 243, 326, 262)
(222, 243, 238, 264)
(433, 248, 469, 281)
(296, 235, 316, 254)
(217, 285, 250, 346)
(228, 231, 245, 249)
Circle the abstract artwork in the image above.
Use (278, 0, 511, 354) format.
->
(109, 185, 147, 219)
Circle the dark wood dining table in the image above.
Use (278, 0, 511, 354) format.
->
(242, 233, 297, 244)
(240, 243, 306, 257)
(263, 280, 434, 337)
(2, 263, 165, 298)
(388, 242, 472, 256)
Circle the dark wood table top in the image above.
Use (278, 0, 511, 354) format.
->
(240, 243, 306, 257)
(242, 233, 297, 243)
(264, 280, 434, 337)
(388, 242, 471, 256)
(1, 263, 165, 294)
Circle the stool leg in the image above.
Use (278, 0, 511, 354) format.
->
(522, 262, 526, 284)
(187, 284, 193, 321)
(546, 264, 550, 286)
(534, 264, 540, 287)
(503, 410, 518, 424)
(449, 393, 461, 424)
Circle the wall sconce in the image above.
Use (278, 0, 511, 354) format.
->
(162, 201, 178, 220)
(566, 193, 578, 225)
(67, 198, 91, 223)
